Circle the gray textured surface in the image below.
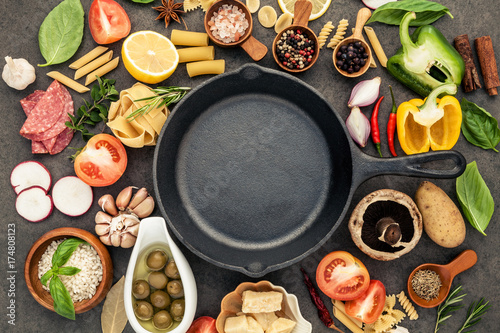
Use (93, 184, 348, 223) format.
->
(0, 0, 499, 332)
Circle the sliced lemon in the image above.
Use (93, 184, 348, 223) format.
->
(122, 31, 179, 84)
(277, 0, 331, 21)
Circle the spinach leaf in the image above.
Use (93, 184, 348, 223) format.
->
(461, 98, 500, 152)
(38, 0, 84, 67)
(52, 238, 85, 268)
(50, 275, 76, 320)
(456, 161, 494, 236)
(366, 0, 453, 26)
(58, 267, 81, 276)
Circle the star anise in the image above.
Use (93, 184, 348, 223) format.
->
(153, 0, 188, 29)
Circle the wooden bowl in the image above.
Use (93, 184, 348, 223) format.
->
(204, 0, 267, 61)
(24, 227, 113, 315)
(332, 7, 372, 78)
(273, 0, 319, 73)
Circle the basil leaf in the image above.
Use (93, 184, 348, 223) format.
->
(52, 238, 85, 267)
(38, 0, 84, 67)
(461, 98, 500, 152)
(49, 275, 75, 320)
(41, 269, 54, 287)
(58, 266, 81, 276)
(366, 0, 453, 26)
(456, 161, 494, 236)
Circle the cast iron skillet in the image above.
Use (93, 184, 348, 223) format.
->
(153, 64, 465, 277)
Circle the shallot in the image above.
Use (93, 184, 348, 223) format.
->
(346, 106, 371, 147)
(362, 0, 397, 10)
(348, 76, 382, 108)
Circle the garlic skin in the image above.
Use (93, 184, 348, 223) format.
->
(2, 56, 36, 90)
(346, 106, 371, 147)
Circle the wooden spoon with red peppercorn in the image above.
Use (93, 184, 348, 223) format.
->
(272, 0, 320, 73)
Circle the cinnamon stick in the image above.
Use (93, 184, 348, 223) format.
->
(475, 36, 500, 96)
(454, 34, 481, 92)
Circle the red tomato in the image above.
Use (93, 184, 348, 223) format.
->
(89, 0, 131, 44)
(316, 251, 370, 301)
(187, 316, 217, 333)
(345, 280, 386, 324)
(74, 134, 127, 187)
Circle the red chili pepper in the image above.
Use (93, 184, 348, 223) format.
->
(300, 268, 344, 333)
(370, 96, 384, 157)
(387, 86, 398, 157)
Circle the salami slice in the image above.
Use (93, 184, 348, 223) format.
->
(32, 141, 49, 154)
(20, 90, 49, 154)
(49, 127, 74, 155)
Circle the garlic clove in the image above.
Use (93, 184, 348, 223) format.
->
(110, 232, 121, 247)
(116, 186, 134, 210)
(132, 196, 155, 218)
(95, 223, 111, 236)
(124, 217, 140, 227)
(100, 235, 112, 246)
(128, 187, 149, 210)
(98, 194, 118, 216)
(120, 233, 137, 248)
(95, 211, 113, 224)
(2, 56, 36, 90)
(126, 223, 141, 237)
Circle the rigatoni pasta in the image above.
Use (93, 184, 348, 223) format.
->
(171, 30, 209, 46)
(74, 50, 113, 79)
(69, 46, 109, 69)
(186, 59, 225, 77)
(46, 71, 90, 93)
(177, 46, 215, 63)
(85, 57, 120, 86)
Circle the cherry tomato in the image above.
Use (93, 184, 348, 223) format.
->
(74, 134, 127, 187)
(89, 0, 131, 44)
(187, 316, 217, 333)
(345, 280, 386, 324)
(316, 251, 370, 301)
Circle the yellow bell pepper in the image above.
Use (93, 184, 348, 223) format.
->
(397, 83, 462, 155)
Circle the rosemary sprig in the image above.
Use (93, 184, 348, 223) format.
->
(434, 285, 466, 333)
(127, 86, 190, 121)
(457, 298, 490, 333)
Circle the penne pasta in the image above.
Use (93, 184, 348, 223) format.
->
(85, 57, 120, 86)
(332, 299, 363, 328)
(332, 306, 364, 333)
(186, 59, 225, 77)
(364, 26, 388, 67)
(171, 29, 209, 46)
(46, 71, 90, 93)
(74, 50, 113, 79)
(177, 46, 215, 63)
(69, 46, 109, 69)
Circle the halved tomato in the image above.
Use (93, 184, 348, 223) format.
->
(316, 251, 370, 301)
(89, 0, 131, 44)
(187, 316, 217, 333)
(345, 280, 386, 324)
(74, 134, 127, 187)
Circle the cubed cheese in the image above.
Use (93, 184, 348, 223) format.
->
(249, 312, 279, 331)
(241, 291, 283, 313)
(247, 316, 265, 333)
(265, 318, 296, 333)
(225, 315, 249, 333)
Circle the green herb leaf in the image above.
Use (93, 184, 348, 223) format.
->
(49, 275, 76, 320)
(38, 0, 84, 67)
(58, 266, 81, 276)
(434, 285, 466, 332)
(41, 269, 54, 287)
(456, 161, 494, 236)
(52, 238, 85, 268)
(366, 0, 453, 26)
(461, 98, 500, 152)
(457, 298, 490, 333)
(127, 86, 191, 121)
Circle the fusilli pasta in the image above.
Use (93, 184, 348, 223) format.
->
(397, 291, 419, 320)
(318, 21, 334, 49)
(327, 19, 348, 49)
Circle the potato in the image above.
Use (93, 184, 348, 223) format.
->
(414, 181, 465, 248)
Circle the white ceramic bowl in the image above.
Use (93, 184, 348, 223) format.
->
(124, 217, 197, 333)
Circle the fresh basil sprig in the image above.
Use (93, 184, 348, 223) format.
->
(366, 0, 453, 26)
(460, 98, 500, 152)
(456, 161, 494, 236)
(41, 238, 85, 320)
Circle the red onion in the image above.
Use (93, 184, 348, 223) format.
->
(362, 0, 398, 10)
(348, 76, 382, 108)
(346, 106, 371, 147)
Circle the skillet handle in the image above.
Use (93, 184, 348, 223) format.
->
(352, 150, 466, 188)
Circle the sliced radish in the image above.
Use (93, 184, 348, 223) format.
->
(15, 186, 53, 222)
(11, 160, 52, 194)
(52, 176, 93, 216)
(362, 0, 397, 9)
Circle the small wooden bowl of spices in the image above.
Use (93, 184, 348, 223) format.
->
(407, 249, 477, 308)
(332, 7, 372, 78)
(272, 0, 319, 73)
(204, 0, 267, 61)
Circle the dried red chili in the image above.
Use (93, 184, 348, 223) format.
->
(387, 86, 398, 157)
(370, 96, 384, 157)
(300, 268, 344, 332)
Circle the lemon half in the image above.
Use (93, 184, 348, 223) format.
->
(277, 0, 331, 21)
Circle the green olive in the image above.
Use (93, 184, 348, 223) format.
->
(146, 250, 168, 271)
(170, 299, 185, 322)
(148, 271, 168, 289)
(167, 280, 184, 298)
(150, 290, 171, 309)
(132, 279, 150, 299)
(164, 260, 180, 279)
(153, 310, 173, 330)
(134, 300, 154, 321)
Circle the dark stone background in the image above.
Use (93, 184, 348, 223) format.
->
(0, 0, 498, 332)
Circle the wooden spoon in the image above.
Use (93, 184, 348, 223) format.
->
(407, 249, 477, 308)
(272, 0, 320, 73)
(204, 0, 267, 61)
(332, 7, 372, 78)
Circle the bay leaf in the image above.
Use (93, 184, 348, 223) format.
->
(101, 276, 128, 333)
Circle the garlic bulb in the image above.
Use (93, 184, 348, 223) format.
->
(2, 56, 36, 90)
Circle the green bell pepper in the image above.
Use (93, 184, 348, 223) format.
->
(387, 11, 465, 97)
